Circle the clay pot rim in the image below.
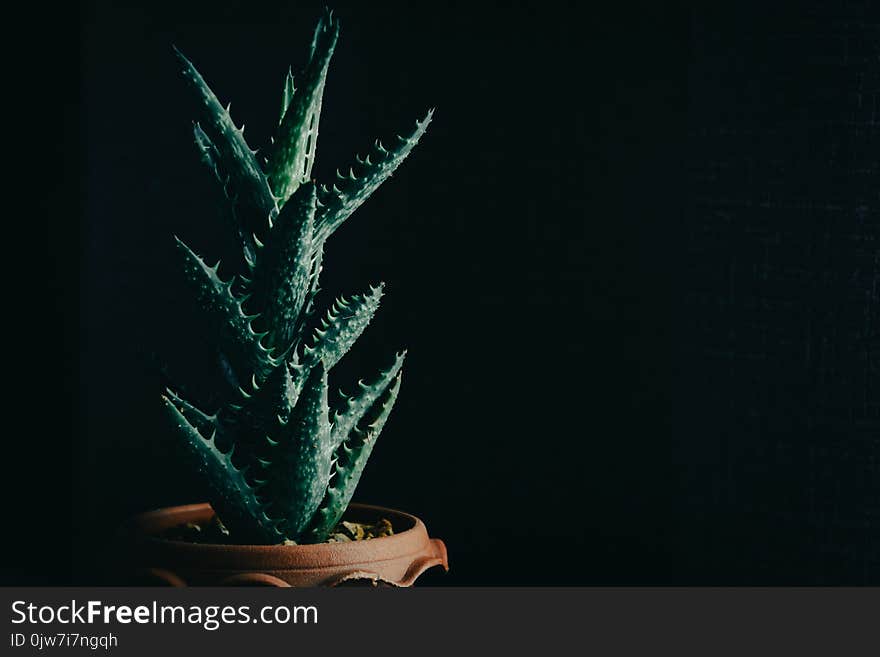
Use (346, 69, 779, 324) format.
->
(124, 502, 448, 585)
(127, 502, 424, 556)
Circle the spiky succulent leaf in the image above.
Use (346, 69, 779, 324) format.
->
(221, 357, 298, 471)
(193, 123, 220, 177)
(162, 395, 283, 544)
(267, 9, 339, 206)
(192, 123, 257, 265)
(278, 68, 296, 125)
(165, 385, 218, 440)
(262, 362, 333, 539)
(314, 110, 433, 246)
(302, 284, 384, 373)
(241, 358, 298, 421)
(330, 351, 406, 452)
(245, 182, 317, 352)
(175, 47, 278, 255)
(174, 236, 277, 386)
(292, 245, 324, 353)
(306, 370, 403, 542)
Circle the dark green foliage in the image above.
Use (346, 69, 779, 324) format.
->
(163, 397, 284, 544)
(245, 182, 318, 352)
(261, 362, 333, 538)
(172, 237, 278, 387)
(267, 9, 339, 206)
(302, 284, 385, 373)
(306, 368, 403, 542)
(175, 47, 277, 262)
(163, 10, 431, 544)
(314, 111, 433, 247)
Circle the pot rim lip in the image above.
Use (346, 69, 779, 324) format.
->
(126, 502, 427, 555)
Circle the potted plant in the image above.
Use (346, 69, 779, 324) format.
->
(123, 9, 447, 587)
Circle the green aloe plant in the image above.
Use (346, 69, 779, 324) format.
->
(161, 9, 432, 544)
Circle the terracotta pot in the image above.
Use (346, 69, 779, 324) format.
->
(120, 503, 448, 587)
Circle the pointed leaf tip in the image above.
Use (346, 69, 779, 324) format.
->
(314, 112, 433, 245)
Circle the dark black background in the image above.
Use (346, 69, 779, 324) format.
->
(8, 0, 878, 585)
